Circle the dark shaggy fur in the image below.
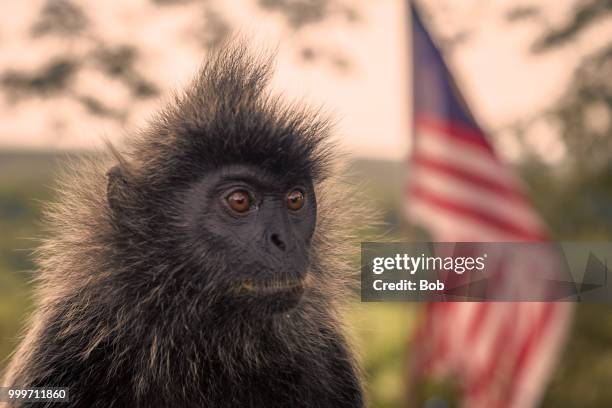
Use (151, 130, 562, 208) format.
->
(1, 43, 364, 407)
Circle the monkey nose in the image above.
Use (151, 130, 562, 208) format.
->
(268, 232, 287, 252)
(269, 232, 287, 251)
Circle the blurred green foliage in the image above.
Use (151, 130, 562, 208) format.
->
(0, 153, 59, 366)
(519, 162, 612, 408)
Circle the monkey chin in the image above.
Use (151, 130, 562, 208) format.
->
(234, 278, 306, 314)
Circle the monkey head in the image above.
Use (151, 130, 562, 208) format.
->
(103, 45, 336, 318)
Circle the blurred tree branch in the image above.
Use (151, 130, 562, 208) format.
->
(0, 0, 363, 125)
(2, 0, 159, 123)
(2, 58, 79, 100)
(531, 0, 612, 53)
(254, 0, 360, 69)
(506, 0, 612, 173)
(257, 0, 358, 28)
(30, 0, 88, 38)
(550, 44, 612, 171)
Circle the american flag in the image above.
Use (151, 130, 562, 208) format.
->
(406, 4, 573, 407)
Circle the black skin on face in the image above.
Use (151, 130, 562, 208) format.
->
(182, 164, 317, 313)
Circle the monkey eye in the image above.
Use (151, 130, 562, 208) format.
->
(287, 189, 305, 211)
(226, 190, 252, 213)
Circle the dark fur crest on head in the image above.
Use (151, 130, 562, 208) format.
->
(2, 41, 364, 407)
(129, 42, 333, 188)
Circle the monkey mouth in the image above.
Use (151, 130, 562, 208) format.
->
(231, 274, 313, 313)
(234, 279, 305, 297)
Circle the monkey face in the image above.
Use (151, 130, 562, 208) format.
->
(182, 163, 316, 314)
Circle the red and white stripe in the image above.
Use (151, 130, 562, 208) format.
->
(407, 113, 573, 408)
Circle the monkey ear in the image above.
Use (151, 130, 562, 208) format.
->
(106, 165, 130, 216)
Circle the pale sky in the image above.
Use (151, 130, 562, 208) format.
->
(0, 0, 610, 161)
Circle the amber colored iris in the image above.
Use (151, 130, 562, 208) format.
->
(227, 190, 251, 213)
(287, 190, 305, 211)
